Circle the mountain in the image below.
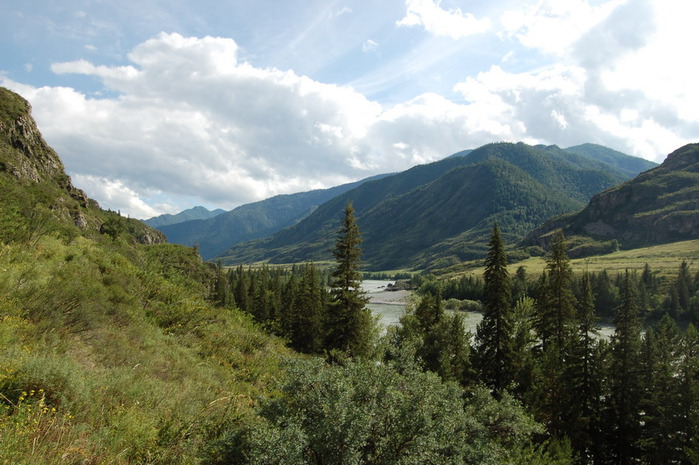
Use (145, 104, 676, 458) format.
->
(144, 206, 226, 228)
(562, 143, 657, 179)
(525, 143, 699, 253)
(0, 87, 290, 461)
(219, 142, 649, 270)
(0, 87, 163, 245)
(156, 174, 390, 260)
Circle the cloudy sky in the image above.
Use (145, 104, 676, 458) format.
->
(1, 0, 697, 218)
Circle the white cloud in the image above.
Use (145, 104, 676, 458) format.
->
(363, 39, 379, 54)
(73, 175, 161, 219)
(3, 10, 697, 218)
(501, 0, 625, 55)
(397, 0, 492, 39)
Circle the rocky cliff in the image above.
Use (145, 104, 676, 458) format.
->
(0, 87, 165, 244)
(525, 143, 699, 249)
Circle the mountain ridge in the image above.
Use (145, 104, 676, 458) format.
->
(525, 143, 699, 252)
(219, 142, 651, 270)
(144, 205, 226, 228)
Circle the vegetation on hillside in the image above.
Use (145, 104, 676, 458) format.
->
(3, 86, 698, 464)
(220, 142, 645, 270)
(526, 143, 699, 252)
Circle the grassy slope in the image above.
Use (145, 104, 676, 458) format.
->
(446, 239, 699, 279)
(0, 234, 290, 464)
(0, 87, 290, 463)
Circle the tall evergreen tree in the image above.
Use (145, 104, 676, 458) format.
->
(565, 272, 602, 461)
(607, 270, 643, 465)
(290, 264, 327, 354)
(534, 232, 577, 350)
(475, 222, 513, 393)
(677, 324, 699, 462)
(530, 232, 576, 439)
(326, 202, 374, 358)
(639, 315, 682, 464)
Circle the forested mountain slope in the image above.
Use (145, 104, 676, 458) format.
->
(219, 142, 649, 270)
(155, 174, 390, 260)
(526, 143, 699, 251)
(144, 205, 226, 228)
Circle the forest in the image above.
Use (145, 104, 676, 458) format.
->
(208, 207, 699, 465)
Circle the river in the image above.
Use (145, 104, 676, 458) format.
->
(363, 279, 615, 338)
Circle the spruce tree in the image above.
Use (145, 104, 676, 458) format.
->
(565, 272, 602, 460)
(607, 270, 643, 465)
(326, 202, 374, 358)
(475, 222, 513, 393)
(534, 232, 576, 350)
(291, 264, 327, 354)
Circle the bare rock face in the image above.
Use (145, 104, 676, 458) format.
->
(1, 87, 164, 244)
(524, 143, 699, 249)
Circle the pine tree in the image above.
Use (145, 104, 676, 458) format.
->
(677, 324, 699, 462)
(475, 222, 513, 393)
(534, 232, 576, 351)
(326, 202, 374, 358)
(565, 272, 602, 461)
(291, 264, 327, 354)
(607, 270, 643, 465)
(638, 315, 682, 464)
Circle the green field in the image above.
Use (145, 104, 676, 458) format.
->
(449, 239, 699, 279)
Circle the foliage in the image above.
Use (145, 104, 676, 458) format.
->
(474, 223, 514, 393)
(221, 359, 557, 465)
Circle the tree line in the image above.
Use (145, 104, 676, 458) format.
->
(210, 209, 699, 464)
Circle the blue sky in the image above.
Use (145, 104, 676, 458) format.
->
(1, 0, 697, 218)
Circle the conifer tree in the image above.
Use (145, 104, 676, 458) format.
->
(326, 202, 374, 358)
(291, 264, 327, 354)
(475, 222, 513, 393)
(607, 270, 643, 465)
(639, 315, 681, 464)
(677, 324, 699, 462)
(565, 272, 602, 459)
(534, 232, 576, 350)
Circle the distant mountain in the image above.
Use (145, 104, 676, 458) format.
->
(144, 206, 226, 228)
(562, 143, 657, 179)
(157, 174, 390, 260)
(219, 142, 649, 270)
(525, 143, 699, 253)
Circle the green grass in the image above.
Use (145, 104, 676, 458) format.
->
(446, 239, 699, 280)
(0, 234, 291, 464)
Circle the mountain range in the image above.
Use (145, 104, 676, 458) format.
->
(217, 142, 657, 270)
(153, 174, 390, 260)
(144, 206, 226, 228)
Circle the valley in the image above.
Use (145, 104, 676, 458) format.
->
(1, 85, 698, 464)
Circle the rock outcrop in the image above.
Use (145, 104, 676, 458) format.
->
(524, 143, 699, 249)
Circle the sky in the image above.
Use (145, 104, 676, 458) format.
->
(1, 0, 697, 219)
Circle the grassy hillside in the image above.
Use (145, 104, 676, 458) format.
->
(0, 87, 290, 463)
(441, 239, 699, 279)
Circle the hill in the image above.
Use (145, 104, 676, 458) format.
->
(0, 87, 290, 462)
(143, 205, 226, 228)
(525, 143, 699, 254)
(219, 142, 649, 270)
(155, 174, 390, 260)
(563, 143, 657, 178)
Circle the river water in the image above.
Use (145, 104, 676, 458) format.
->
(363, 280, 615, 338)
